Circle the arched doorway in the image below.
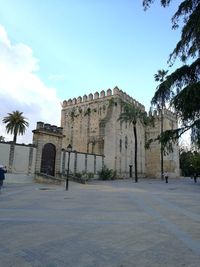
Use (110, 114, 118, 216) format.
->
(40, 143, 56, 176)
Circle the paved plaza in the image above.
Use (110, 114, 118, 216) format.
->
(0, 177, 200, 267)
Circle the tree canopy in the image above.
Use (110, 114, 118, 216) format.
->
(180, 149, 200, 176)
(3, 110, 29, 143)
(143, 0, 200, 148)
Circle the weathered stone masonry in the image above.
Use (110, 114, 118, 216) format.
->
(61, 87, 180, 178)
(32, 122, 104, 179)
(33, 122, 64, 177)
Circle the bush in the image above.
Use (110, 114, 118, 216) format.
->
(75, 171, 94, 181)
(98, 166, 116, 180)
(82, 171, 94, 180)
(75, 172, 82, 178)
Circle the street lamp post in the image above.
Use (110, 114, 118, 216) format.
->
(66, 144, 72, 190)
(129, 165, 133, 178)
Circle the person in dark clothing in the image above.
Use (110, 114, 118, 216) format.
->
(0, 165, 7, 190)
(164, 172, 168, 183)
(194, 173, 198, 183)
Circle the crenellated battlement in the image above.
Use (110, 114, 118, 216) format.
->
(148, 108, 177, 121)
(35, 121, 63, 135)
(62, 86, 145, 111)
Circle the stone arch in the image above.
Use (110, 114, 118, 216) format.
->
(40, 143, 56, 176)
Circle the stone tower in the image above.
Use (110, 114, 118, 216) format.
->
(146, 109, 180, 178)
(61, 87, 179, 178)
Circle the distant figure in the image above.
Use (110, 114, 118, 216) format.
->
(164, 172, 168, 183)
(193, 173, 197, 183)
(0, 165, 7, 190)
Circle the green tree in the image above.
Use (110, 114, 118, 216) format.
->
(3, 111, 29, 143)
(192, 151, 200, 175)
(143, 0, 200, 148)
(118, 102, 152, 182)
(180, 150, 193, 176)
(154, 70, 168, 84)
(180, 149, 200, 176)
(154, 69, 168, 179)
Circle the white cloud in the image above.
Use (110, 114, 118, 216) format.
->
(0, 25, 61, 144)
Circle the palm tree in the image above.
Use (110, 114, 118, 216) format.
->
(3, 111, 29, 143)
(154, 69, 168, 180)
(118, 102, 149, 182)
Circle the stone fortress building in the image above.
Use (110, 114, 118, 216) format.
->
(61, 87, 180, 178)
(0, 86, 179, 180)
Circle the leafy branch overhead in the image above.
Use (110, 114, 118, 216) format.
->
(143, 0, 200, 148)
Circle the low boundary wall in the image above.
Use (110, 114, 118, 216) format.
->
(0, 142, 104, 180)
(0, 142, 36, 175)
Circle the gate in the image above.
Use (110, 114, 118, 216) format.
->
(40, 143, 56, 176)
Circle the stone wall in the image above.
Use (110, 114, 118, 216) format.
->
(32, 122, 64, 176)
(61, 87, 146, 177)
(0, 142, 36, 175)
(61, 151, 104, 175)
(61, 87, 145, 152)
(32, 122, 104, 179)
(0, 136, 104, 182)
(61, 87, 180, 178)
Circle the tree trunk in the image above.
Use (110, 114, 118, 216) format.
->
(133, 124, 138, 182)
(161, 93, 164, 180)
(13, 131, 17, 144)
(8, 143, 15, 172)
(161, 111, 164, 180)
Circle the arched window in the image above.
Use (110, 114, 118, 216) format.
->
(125, 136, 128, 149)
(120, 139, 122, 152)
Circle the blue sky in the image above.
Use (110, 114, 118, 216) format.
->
(0, 0, 182, 143)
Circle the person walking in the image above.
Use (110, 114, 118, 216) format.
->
(0, 165, 7, 191)
(164, 172, 169, 183)
(193, 173, 197, 183)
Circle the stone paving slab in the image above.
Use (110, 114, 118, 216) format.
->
(0, 177, 200, 267)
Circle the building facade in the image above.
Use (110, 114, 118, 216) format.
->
(61, 87, 180, 178)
